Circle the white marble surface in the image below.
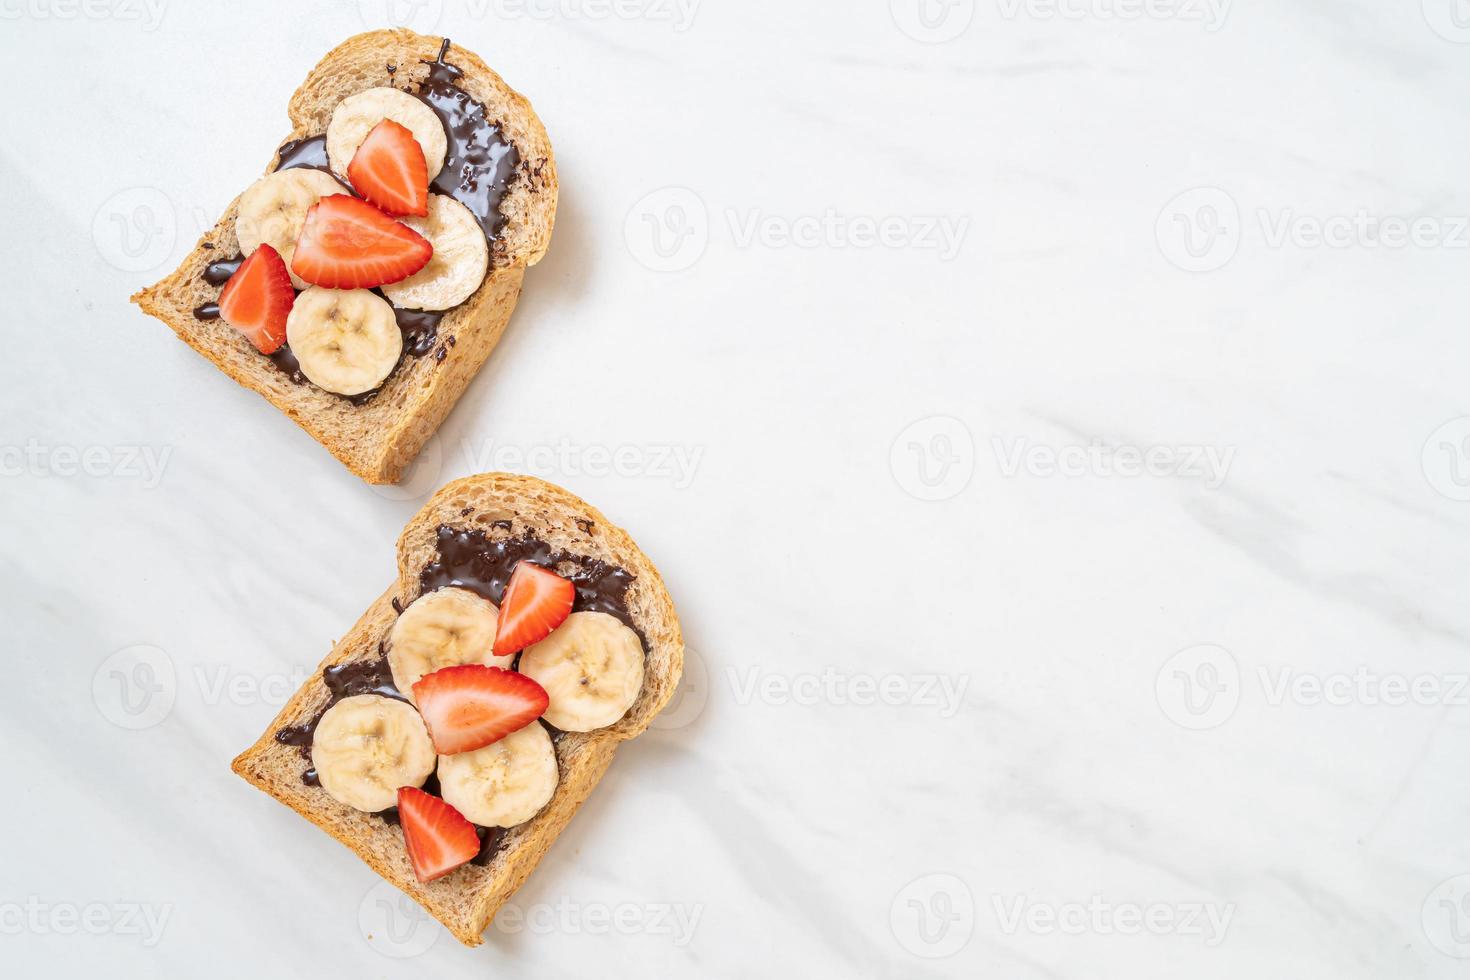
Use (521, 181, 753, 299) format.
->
(4, 0, 1470, 976)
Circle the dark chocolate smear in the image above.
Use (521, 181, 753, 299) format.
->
(203, 254, 244, 286)
(420, 524, 646, 648)
(417, 38, 520, 245)
(274, 134, 333, 174)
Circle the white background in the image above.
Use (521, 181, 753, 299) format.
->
(3, 0, 1470, 976)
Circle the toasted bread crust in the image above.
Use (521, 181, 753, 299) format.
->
(130, 30, 556, 484)
(230, 475, 683, 946)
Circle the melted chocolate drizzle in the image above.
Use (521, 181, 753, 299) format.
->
(273, 527, 640, 870)
(421, 523, 645, 646)
(192, 253, 443, 398)
(192, 42, 510, 401)
(417, 38, 520, 245)
(274, 134, 333, 173)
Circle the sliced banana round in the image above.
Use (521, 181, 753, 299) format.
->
(286, 287, 402, 396)
(327, 87, 447, 183)
(437, 722, 558, 828)
(517, 612, 644, 732)
(311, 694, 435, 812)
(236, 168, 345, 290)
(387, 587, 509, 702)
(380, 195, 488, 311)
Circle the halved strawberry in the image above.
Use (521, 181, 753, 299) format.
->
(493, 562, 575, 657)
(397, 786, 480, 883)
(348, 119, 429, 217)
(217, 243, 293, 354)
(290, 194, 432, 289)
(412, 665, 549, 755)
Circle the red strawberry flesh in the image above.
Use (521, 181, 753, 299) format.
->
(348, 119, 429, 217)
(217, 243, 293, 354)
(492, 562, 575, 657)
(412, 664, 549, 755)
(290, 194, 432, 289)
(397, 786, 480, 883)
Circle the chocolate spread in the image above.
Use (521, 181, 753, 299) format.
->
(418, 38, 521, 245)
(193, 38, 515, 403)
(273, 526, 642, 866)
(274, 134, 333, 174)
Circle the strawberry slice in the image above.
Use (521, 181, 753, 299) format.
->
(348, 119, 429, 217)
(492, 562, 575, 657)
(397, 786, 480, 883)
(290, 194, 432, 289)
(413, 665, 549, 755)
(217, 243, 293, 354)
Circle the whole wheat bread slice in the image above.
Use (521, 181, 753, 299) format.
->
(131, 30, 557, 484)
(230, 474, 683, 946)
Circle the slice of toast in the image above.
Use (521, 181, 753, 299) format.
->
(231, 474, 683, 946)
(131, 30, 557, 484)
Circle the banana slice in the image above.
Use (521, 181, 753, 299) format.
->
(311, 694, 435, 812)
(327, 87, 447, 182)
(235, 168, 344, 290)
(285, 287, 402, 396)
(387, 587, 510, 702)
(380, 195, 489, 311)
(516, 612, 645, 732)
(437, 722, 558, 828)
